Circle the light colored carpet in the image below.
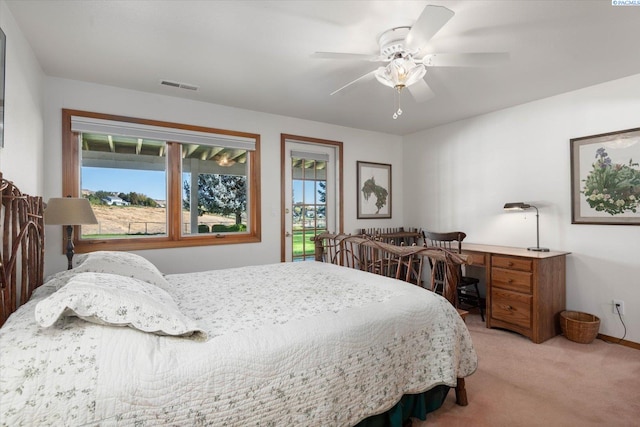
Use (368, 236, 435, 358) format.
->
(417, 314, 640, 427)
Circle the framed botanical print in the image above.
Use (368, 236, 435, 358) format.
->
(570, 127, 640, 225)
(357, 161, 391, 219)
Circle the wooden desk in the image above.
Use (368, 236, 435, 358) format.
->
(462, 243, 570, 344)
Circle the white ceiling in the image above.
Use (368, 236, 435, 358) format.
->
(7, 0, 640, 136)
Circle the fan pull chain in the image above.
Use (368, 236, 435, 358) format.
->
(393, 87, 403, 120)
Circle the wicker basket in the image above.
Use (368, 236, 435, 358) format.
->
(560, 311, 600, 344)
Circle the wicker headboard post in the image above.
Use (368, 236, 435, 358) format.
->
(0, 172, 45, 326)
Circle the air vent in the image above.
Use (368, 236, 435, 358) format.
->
(160, 80, 199, 91)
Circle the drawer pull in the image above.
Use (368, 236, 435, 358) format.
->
(508, 279, 514, 283)
(508, 261, 514, 267)
(502, 305, 513, 310)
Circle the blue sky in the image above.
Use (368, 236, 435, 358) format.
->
(82, 167, 168, 200)
(292, 180, 323, 204)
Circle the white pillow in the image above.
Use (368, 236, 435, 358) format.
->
(35, 272, 207, 340)
(73, 251, 170, 288)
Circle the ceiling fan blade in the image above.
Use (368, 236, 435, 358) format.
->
(407, 79, 435, 103)
(313, 52, 384, 62)
(330, 70, 377, 96)
(422, 52, 510, 67)
(405, 5, 455, 52)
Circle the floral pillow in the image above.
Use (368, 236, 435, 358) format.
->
(45, 251, 170, 291)
(35, 272, 207, 340)
(74, 251, 170, 287)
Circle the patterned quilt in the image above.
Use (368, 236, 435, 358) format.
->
(0, 261, 477, 426)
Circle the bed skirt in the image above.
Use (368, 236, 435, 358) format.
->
(356, 385, 450, 427)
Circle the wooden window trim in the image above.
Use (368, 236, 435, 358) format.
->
(62, 109, 261, 253)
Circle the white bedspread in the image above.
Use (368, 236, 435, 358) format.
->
(0, 261, 477, 426)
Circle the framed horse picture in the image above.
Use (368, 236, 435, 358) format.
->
(357, 161, 392, 219)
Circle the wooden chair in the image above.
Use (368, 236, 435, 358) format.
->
(360, 227, 423, 284)
(423, 231, 485, 321)
(359, 227, 421, 247)
(313, 233, 425, 285)
(360, 239, 426, 284)
(312, 233, 365, 270)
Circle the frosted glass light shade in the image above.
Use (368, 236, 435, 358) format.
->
(375, 57, 426, 89)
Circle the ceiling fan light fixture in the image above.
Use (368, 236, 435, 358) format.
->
(374, 55, 426, 89)
(316, 4, 509, 120)
(373, 55, 427, 120)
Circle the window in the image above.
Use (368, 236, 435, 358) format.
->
(181, 143, 249, 235)
(62, 109, 261, 252)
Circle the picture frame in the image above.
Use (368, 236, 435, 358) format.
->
(357, 161, 392, 219)
(0, 27, 5, 148)
(570, 127, 640, 225)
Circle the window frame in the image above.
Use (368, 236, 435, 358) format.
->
(62, 109, 261, 252)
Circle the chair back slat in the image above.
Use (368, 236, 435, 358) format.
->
(423, 231, 466, 253)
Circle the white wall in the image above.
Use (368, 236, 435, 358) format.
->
(43, 77, 404, 275)
(0, 0, 44, 194)
(403, 73, 640, 343)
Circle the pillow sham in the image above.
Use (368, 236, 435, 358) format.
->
(72, 250, 170, 289)
(35, 272, 207, 340)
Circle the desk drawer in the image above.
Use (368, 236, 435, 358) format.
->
(463, 250, 486, 267)
(492, 267, 532, 293)
(491, 288, 532, 329)
(492, 255, 532, 272)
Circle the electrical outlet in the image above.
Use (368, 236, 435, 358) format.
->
(612, 299, 625, 315)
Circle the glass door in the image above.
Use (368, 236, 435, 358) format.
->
(282, 138, 341, 262)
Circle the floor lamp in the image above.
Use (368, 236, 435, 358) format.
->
(503, 202, 549, 252)
(44, 197, 98, 269)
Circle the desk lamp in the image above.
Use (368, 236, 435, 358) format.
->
(44, 197, 98, 269)
(503, 202, 549, 252)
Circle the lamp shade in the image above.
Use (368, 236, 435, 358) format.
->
(503, 202, 531, 211)
(44, 197, 98, 225)
(502, 201, 549, 252)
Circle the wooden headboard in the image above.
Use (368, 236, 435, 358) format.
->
(0, 172, 45, 327)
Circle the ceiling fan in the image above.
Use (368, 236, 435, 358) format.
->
(314, 5, 509, 119)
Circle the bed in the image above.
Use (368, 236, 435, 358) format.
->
(0, 173, 477, 426)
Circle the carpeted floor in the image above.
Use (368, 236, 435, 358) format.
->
(416, 314, 640, 427)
